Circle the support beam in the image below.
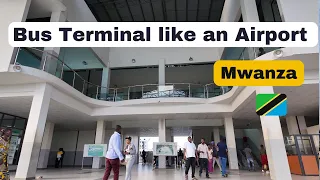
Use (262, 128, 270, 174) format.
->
(224, 117, 238, 170)
(15, 84, 52, 179)
(158, 119, 166, 168)
(158, 59, 166, 86)
(257, 86, 292, 180)
(92, 120, 106, 169)
(37, 122, 55, 169)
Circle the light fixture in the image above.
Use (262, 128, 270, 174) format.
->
(132, 59, 136, 63)
(189, 57, 193, 61)
(82, 61, 88, 65)
(13, 64, 22, 72)
(273, 49, 283, 58)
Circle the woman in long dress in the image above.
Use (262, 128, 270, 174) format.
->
(124, 136, 136, 180)
(0, 128, 12, 180)
(207, 145, 214, 173)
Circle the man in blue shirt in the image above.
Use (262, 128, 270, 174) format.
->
(217, 139, 228, 177)
(103, 125, 125, 180)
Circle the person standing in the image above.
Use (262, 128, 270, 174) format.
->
(124, 136, 136, 180)
(211, 141, 222, 172)
(178, 148, 184, 167)
(260, 145, 269, 174)
(197, 138, 209, 178)
(217, 139, 228, 177)
(243, 146, 254, 171)
(141, 150, 147, 165)
(184, 136, 198, 180)
(103, 125, 125, 180)
(207, 145, 214, 173)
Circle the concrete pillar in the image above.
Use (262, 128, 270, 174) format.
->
(297, 116, 308, 134)
(286, 116, 300, 135)
(276, 0, 318, 23)
(37, 122, 55, 169)
(15, 84, 52, 179)
(0, 0, 31, 72)
(257, 86, 292, 180)
(240, 0, 259, 59)
(41, 11, 66, 75)
(224, 117, 238, 170)
(100, 65, 111, 99)
(92, 120, 106, 169)
(158, 59, 165, 86)
(158, 119, 166, 168)
(213, 127, 220, 144)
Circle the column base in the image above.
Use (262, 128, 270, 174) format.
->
(14, 177, 35, 180)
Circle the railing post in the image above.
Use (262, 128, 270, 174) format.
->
(82, 80, 85, 94)
(188, 84, 191, 97)
(72, 72, 76, 87)
(115, 88, 118, 101)
(203, 85, 206, 98)
(42, 52, 47, 71)
(13, 47, 21, 65)
(60, 63, 64, 79)
(96, 86, 99, 99)
(127, 87, 130, 100)
(141, 86, 144, 99)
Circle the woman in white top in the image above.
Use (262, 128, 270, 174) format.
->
(124, 136, 136, 180)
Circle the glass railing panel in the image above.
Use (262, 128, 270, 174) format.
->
(205, 84, 223, 98)
(171, 84, 189, 97)
(116, 87, 129, 101)
(129, 86, 143, 100)
(141, 85, 158, 99)
(86, 83, 97, 98)
(16, 48, 41, 69)
(190, 84, 205, 98)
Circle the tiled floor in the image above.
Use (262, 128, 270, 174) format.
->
(10, 165, 319, 180)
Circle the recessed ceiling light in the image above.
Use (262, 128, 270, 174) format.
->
(82, 61, 88, 65)
(189, 57, 193, 61)
(273, 49, 283, 58)
(132, 59, 136, 63)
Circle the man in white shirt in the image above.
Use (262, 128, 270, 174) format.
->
(103, 125, 125, 180)
(197, 138, 209, 178)
(184, 136, 198, 180)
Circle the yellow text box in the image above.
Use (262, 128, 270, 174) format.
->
(213, 60, 304, 86)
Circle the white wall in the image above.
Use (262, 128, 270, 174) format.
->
(109, 48, 219, 68)
(276, 0, 318, 23)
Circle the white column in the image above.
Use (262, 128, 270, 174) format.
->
(42, 11, 66, 74)
(286, 116, 299, 135)
(297, 116, 308, 134)
(224, 117, 238, 170)
(276, 0, 318, 23)
(240, 0, 259, 59)
(92, 120, 106, 169)
(0, 0, 31, 72)
(158, 59, 166, 86)
(37, 122, 55, 169)
(213, 127, 220, 143)
(158, 119, 166, 168)
(100, 65, 111, 99)
(15, 84, 52, 179)
(257, 86, 292, 180)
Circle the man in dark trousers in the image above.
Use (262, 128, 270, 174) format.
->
(184, 136, 198, 180)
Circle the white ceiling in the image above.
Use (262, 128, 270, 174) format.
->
(27, 0, 66, 19)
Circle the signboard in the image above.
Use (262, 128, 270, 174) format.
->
(153, 142, 177, 156)
(83, 144, 108, 157)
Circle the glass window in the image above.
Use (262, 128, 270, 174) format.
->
(1, 115, 14, 127)
(14, 118, 26, 129)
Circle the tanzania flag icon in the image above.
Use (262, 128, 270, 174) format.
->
(256, 94, 287, 116)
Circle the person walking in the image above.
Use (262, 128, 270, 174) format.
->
(260, 145, 269, 174)
(178, 148, 184, 167)
(184, 136, 198, 180)
(141, 150, 147, 165)
(207, 145, 214, 173)
(197, 138, 209, 178)
(211, 141, 222, 172)
(217, 139, 228, 177)
(124, 136, 136, 180)
(103, 125, 125, 180)
(243, 146, 254, 171)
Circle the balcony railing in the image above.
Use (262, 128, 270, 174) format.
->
(13, 47, 232, 101)
(238, 47, 282, 60)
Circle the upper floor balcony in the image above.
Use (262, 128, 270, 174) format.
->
(12, 46, 283, 102)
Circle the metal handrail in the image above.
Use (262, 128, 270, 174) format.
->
(14, 47, 232, 101)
